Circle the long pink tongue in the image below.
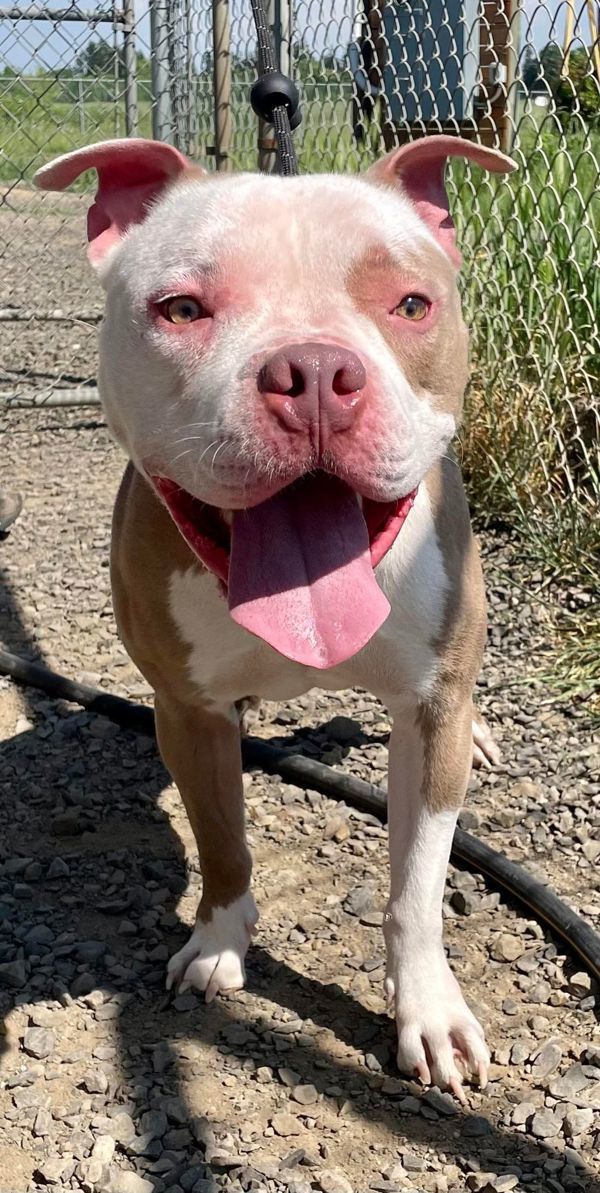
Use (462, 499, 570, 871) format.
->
(228, 475, 390, 669)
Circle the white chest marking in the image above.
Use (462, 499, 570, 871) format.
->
(168, 484, 448, 709)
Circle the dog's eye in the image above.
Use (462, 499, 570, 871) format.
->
(159, 296, 204, 324)
(394, 295, 430, 321)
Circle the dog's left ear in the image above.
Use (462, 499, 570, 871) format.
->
(367, 135, 516, 266)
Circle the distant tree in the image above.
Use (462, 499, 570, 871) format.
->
(538, 42, 564, 96)
(73, 39, 118, 77)
(555, 47, 600, 122)
(72, 39, 150, 80)
(521, 44, 541, 93)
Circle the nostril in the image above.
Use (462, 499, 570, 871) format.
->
(332, 359, 367, 397)
(287, 366, 305, 398)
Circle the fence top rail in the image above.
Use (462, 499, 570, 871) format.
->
(0, 5, 124, 21)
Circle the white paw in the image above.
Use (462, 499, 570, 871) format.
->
(166, 892, 258, 1002)
(472, 715, 500, 769)
(385, 948, 489, 1102)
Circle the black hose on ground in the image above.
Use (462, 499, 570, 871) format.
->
(1, 646, 599, 983)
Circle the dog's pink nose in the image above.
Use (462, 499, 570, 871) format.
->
(258, 342, 366, 440)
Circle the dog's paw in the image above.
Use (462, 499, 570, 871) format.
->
(166, 892, 258, 1002)
(385, 950, 489, 1102)
(472, 715, 500, 769)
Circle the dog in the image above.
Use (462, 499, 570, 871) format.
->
(35, 134, 514, 1100)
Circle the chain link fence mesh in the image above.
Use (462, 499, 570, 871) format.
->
(1, 1, 599, 583)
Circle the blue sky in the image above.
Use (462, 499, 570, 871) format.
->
(0, 2, 596, 75)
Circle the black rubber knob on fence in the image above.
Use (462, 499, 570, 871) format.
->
(250, 72, 302, 130)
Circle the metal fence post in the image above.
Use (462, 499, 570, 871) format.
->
(77, 76, 85, 135)
(122, 0, 139, 136)
(150, 0, 174, 142)
(212, 0, 232, 170)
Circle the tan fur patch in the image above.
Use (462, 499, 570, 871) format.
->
(416, 456, 488, 812)
(346, 246, 469, 417)
(111, 464, 251, 916)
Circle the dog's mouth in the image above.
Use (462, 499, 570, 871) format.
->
(153, 472, 416, 669)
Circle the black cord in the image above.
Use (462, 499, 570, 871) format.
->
(1, 647, 599, 984)
(249, 0, 300, 175)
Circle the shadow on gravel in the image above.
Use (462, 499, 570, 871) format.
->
(0, 704, 595, 1193)
(0, 565, 596, 1193)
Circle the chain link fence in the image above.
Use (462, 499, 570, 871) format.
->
(1, 1, 599, 583)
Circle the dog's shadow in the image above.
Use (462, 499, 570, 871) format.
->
(0, 701, 596, 1193)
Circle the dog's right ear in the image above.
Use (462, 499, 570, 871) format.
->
(34, 138, 196, 269)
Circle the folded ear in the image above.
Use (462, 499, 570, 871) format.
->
(34, 138, 194, 268)
(367, 135, 517, 266)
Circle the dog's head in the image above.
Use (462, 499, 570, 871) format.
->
(35, 137, 514, 669)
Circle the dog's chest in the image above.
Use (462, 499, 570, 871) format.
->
(168, 486, 449, 710)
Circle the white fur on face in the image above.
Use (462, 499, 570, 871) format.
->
(97, 172, 457, 507)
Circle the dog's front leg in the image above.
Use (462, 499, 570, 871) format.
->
(384, 696, 489, 1100)
(155, 695, 257, 1000)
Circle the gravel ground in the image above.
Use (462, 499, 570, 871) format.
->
(0, 408, 598, 1193)
(1, 189, 100, 401)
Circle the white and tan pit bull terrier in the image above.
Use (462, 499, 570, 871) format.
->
(35, 135, 513, 1100)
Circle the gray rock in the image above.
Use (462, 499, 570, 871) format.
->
(569, 971, 592, 996)
(510, 1039, 530, 1065)
(271, 1112, 304, 1137)
(291, 1083, 319, 1105)
(457, 807, 481, 830)
(530, 1108, 561, 1138)
(104, 1170, 154, 1193)
(450, 890, 478, 916)
(316, 1170, 354, 1193)
(0, 958, 27, 988)
(140, 1108, 168, 1138)
(489, 934, 523, 963)
(35, 1157, 71, 1184)
(401, 1152, 426, 1172)
(494, 1179, 519, 1193)
(33, 1107, 53, 1136)
(343, 885, 375, 917)
(47, 857, 70, 878)
(511, 1100, 536, 1126)
(92, 1134, 116, 1163)
(24, 924, 54, 945)
(398, 1096, 422, 1114)
(423, 1087, 457, 1116)
(360, 909, 384, 926)
(109, 1112, 137, 1145)
(563, 1107, 594, 1136)
(23, 1026, 55, 1059)
(81, 1068, 109, 1094)
(531, 1041, 562, 1080)
(550, 1063, 598, 1103)
(71, 971, 97, 997)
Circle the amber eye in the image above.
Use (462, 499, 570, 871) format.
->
(394, 295, 430, 321)
(159, 296, 204, 324)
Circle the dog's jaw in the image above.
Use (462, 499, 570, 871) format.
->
(152, 472, 417, 669)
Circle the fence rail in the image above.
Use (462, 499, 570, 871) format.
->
(1, 1, 598, 581)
